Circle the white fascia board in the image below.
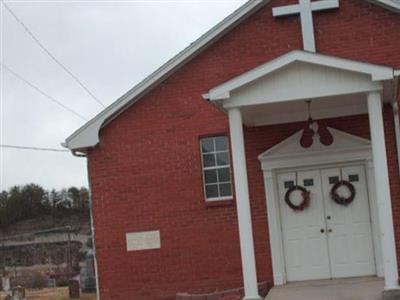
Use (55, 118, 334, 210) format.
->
(64, 0, 268, 151)
(368, 0, 400, 12)
(305, 52, 394, 81)
(208, 50, 394, 101)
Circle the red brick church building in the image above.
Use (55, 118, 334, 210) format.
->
(65, 0, 400, 299)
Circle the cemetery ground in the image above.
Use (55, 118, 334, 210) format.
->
(0, 287, 96, 300)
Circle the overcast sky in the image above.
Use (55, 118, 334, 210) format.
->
(0, 0, 247, 191)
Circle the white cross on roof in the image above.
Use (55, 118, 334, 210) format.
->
(273, 0, 339, 52)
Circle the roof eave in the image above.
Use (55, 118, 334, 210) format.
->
(64, 0, 399, 152)
(64, 0, 268, 151)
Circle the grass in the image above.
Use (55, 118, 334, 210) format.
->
(1, 287, 96, 300)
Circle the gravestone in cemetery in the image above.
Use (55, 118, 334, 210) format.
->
(1, 270, 11, 294)
(69, 280, 80, 298)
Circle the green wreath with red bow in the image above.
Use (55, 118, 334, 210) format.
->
(285, 185, 311, 211)
(330, 180, 356, 206)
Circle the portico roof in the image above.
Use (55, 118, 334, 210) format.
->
(204, 50, 395, 102)
(203, 50, 398, 126)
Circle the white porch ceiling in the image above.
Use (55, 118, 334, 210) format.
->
(240, 93, 368, 126)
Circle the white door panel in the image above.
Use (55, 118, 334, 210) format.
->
(278, 165, 376, 282)
(321, 166, 375, 278)
(278, 170, 330, 281)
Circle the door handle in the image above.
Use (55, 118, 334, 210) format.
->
(320, 229, 325, 233)
(327, 216, 331, 220)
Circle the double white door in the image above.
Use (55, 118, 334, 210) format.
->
(277, 165, 376, 282)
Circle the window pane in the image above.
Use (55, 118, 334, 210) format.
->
(201, 138, 214, 153)
(203, 154, 216, 167)
(216, 152, 229, 166)
(205, 184, 219, 199)
(218, 167, 231, 182)
(215, 136, 228, 151)
(204, 169, 218, 184)
(219, 183, 232, 197)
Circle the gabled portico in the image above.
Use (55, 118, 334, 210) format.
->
(204, 50, 399, 299)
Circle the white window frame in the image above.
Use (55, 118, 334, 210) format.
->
(200, 136, 233, 202)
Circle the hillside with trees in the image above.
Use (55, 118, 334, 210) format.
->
(0, 184, 90, 231)
(0, 184, 94, 290)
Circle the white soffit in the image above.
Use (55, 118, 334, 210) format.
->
(206, 50, 394, 102)
(240, 94, 369, 127)
(64, 0, 399, 153)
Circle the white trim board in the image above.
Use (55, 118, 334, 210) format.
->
(63, 0, 400, 153)
(367, 0, 400, 12)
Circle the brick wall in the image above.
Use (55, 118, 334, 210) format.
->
(87, 1, 400, 299)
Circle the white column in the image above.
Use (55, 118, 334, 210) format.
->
(367, 92, 399, 290)
(366, 160, 384, 278)
(228, 108, 261, 300)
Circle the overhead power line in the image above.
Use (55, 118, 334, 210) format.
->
(1, 0, 106, 108)
(1, 63, 89, 121)
(0, 144, 70, 153)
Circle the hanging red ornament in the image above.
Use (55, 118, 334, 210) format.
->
(299, 101, 335, 148)
(317, 121, 334, 146)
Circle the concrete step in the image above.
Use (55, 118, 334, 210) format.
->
(265, 277, 384, 300)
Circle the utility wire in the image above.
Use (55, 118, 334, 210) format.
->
(1, 0, 106, 108)
(1, 63, 89, 121)
(0, 144, 70, 153)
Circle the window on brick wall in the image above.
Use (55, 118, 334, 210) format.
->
(200, 136, 233, 201)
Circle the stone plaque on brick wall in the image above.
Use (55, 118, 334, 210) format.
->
(126, 230, 160, 251)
